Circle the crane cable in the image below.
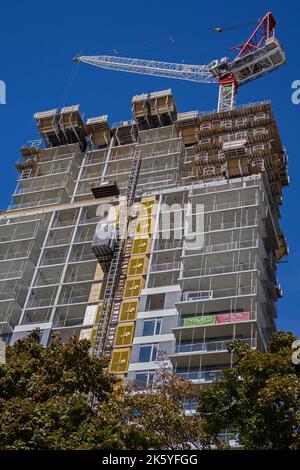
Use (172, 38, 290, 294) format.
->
(215, 18, 260, 33)
(60, 53, 81, 107)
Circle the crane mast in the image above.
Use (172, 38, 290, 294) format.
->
(75, 12, 285, 112)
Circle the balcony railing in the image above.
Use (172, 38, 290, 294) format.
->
(0, 249, 33, 262)
(150, 261, 181, 272)
(18, 161, 74, 181)
(177, 311, 255, 328)
(54, 316, 84, 328)
(0, 269, 23, 280)
(176, 369, 223, 382)
(153, 239, 183, 251)
(45, 237, 72, 247)
(137, 126, 178, 144)
(183, 239, 261, 256)
(174, 337, 256, 354)
(7, 194, 64, 211)
(13, 178, 71, 196)
(40, 254, 68, 266)
(64, 272, 100, 284)
(0, 290, 23, 302)
(58, 293, 92, 305)
(181, 286, 257, 302)
(180, 262, 257, 279)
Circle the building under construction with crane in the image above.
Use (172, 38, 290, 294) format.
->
(0, 12, 289, 416)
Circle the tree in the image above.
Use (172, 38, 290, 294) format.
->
(118, 366, 211, 449)
(2, 330, 299, 450)
(0, 330, 126, 450)
(197, 332, 300, 450)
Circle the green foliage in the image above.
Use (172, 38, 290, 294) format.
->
(1, 330, 299, 450)
(198, 332, 300, 449)
(119, 368, 210, 450)
(0, 331, 123, 449)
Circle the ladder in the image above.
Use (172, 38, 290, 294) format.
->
(92, 151, 142, 357)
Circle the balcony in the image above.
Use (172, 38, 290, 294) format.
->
(179, 262, 256, 280)
(13, 177, 72, 197)
(7, 193, 67, 211)
(170, 337, 256, 368)
(17, 160, 75, 182)
(150, 261, 181, 272)
(153, 239, 183, 252)
(137, 143, 183, 160)
(181, 287, 256, 303)
(182, 237, 267, 260)
(0, 302, 21, 334)
(176, 369, 223, 383)
(176, 287, 257, 317)
(138, 126, 178, 144)
(174, 337, 255, 354)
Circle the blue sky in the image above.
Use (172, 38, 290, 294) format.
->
(0, 0, 299, 336)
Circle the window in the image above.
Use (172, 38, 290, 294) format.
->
(138, 344, 158, 363)
(135, 372, 155, 390)
(143, 319, 162, 336)
(0, 333, 11, 345)
(145, 293, 165, 311)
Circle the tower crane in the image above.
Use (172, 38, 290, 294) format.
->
(74, 12, 285, 112)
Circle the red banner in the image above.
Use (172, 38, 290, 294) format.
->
(215, 312, 250, 324)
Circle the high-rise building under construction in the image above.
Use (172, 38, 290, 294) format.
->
(0, 90, 288, 397)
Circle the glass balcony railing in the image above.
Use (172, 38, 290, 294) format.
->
(174, 337, 256, 354)
(150, 261, 181, 272)
(180, 286, 257, 302)
(180, 262, 256, 279)
(176, 369, 223, 382)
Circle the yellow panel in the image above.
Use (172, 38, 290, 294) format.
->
(114, 322, 135, 347)
(128, 256, 148, 276)
(110, 348, 130, 373)
(120, 300, 139, 321)
(135, 216, 154, 235)
(90, 327, 97, 346)
(142, 196, 156, 203)
(132, 237, 150, 255)
(94, 305, 102, 324)
(124, 277, 145, 298)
